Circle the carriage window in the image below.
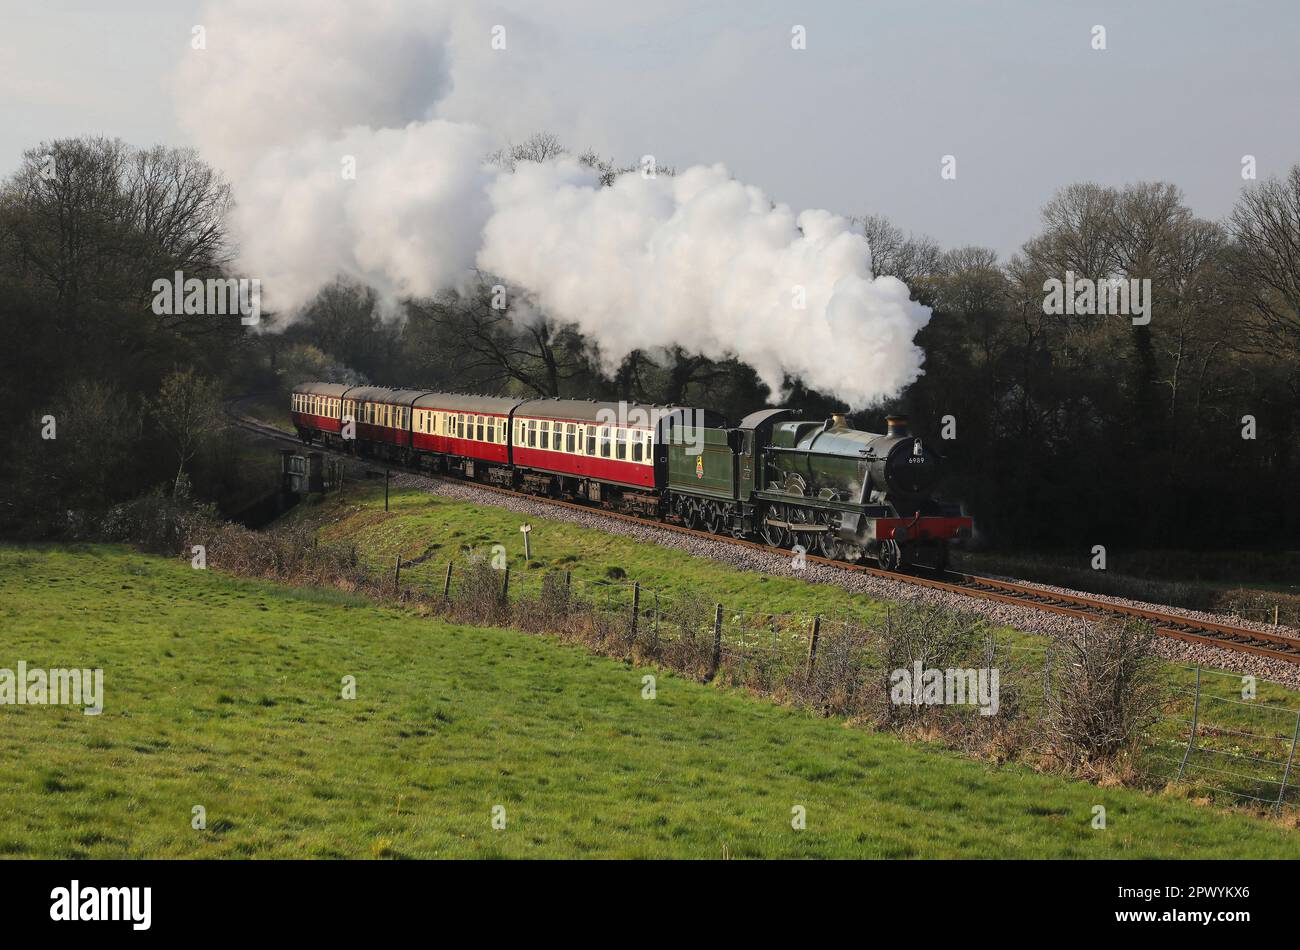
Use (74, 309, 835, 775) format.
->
(645, 432, 654, 463)
(586, 429, 595, 455)
(526, 420, 536, 447)
(565, 424, 576, 453)
(496, 420, 505, 444)
(600, 427, 611, 458)
(632, 433, 643, 462)
(616, 429, 627, 460)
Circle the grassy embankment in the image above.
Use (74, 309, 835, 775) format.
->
(1, 543, 1298, 858)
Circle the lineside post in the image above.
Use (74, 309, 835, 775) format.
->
(1177, 665, 1202, 782)
(631, 582, 641, 639)
(1276, 708, 1300, 816)
(807, 615, 821, 680)
(708, 603, 723, 680)
(442, 561, 453, 601)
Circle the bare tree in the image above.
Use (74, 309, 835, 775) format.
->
(485, 131, 568, 172)
(1228, 164, 1300, 359)
(0, 137, 234, 343)
(851, 214, 941, 284)
(409, 278, 591, 396)
(152, 368, 223, 493)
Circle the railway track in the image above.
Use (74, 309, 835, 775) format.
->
(228, 407, 1300, 665)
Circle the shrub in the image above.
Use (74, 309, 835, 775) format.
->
(1044, 619, 1167, 768)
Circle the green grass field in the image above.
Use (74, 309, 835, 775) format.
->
(291, 482, 1300, 802)
(1, 544, 1297, 858)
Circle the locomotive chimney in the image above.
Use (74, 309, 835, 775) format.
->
(886, 415, 910, 438)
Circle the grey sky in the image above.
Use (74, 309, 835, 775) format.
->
(3, 0, 1297, 258)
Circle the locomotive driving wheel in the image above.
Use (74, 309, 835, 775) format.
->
(785, 504, 818, 554)
(816, 515, 845, 560)
(876, 539, 903, 572)
(703, 501, 726, 535)
(760, 504, 792, 548)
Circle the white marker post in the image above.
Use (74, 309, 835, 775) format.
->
(520, 523, 532, 561)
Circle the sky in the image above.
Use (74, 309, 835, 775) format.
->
(2, 0, 1297, 259)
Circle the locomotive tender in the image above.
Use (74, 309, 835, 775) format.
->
(290, 382, 971, 570)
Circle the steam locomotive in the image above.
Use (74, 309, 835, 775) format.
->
(291, 383, 972, 570)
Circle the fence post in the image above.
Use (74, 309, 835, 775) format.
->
(1043, 639, 1052, 706)
(501, 564, 510, 601)
(630, 582, 640, 639)
(806, 614, 822, 680)
(1176, 665, 1203, 782)
(707, 603, 723, 680)
(385, 468, 390, 511)
(652, 591, 660, 654)
(565, 570, 571, 594)
(442, 561, 453, 600)
(394, 555, 402, 592)
(1276, 708, 1300, 816)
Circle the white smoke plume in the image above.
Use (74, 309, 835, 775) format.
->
(177, 0, 930, 407)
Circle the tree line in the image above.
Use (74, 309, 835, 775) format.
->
(1, 133, 1296, 551)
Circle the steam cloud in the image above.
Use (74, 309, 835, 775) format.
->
(177, 0, 930, 407)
